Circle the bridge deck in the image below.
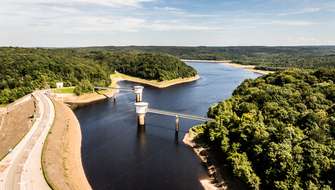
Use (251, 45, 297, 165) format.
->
(147, 108, 214, 122)
(94, 86, 134, 92)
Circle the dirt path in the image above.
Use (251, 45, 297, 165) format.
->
(42, 99, 92, 190)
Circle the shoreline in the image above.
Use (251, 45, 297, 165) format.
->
(183, 59, 274, 75)
(53, 72, 200, 108)
(42, 99, 92, 190)
(183, 129, 247, 190)
(52, 72, 199, 107)
(112, 71, 200, 88)
(52, 77, 121, 108)
(183, 132, 224, 190)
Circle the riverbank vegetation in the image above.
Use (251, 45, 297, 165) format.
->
(110, 72, 199, 88)
(87, 46, 335, 69)
(0, 47, 197, 104)
(191, 69, 335, 189)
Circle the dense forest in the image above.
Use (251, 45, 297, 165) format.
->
(192, 69, 335, 189)
(0, 47, 196, 104)
(88, 51, 197, 81)
(85, 46, 335, 69)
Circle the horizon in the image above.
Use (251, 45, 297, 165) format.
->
(2, 45, 335, 48)
(1, 0, 335, 47)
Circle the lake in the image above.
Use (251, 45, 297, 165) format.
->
(75, 61, 260, 190)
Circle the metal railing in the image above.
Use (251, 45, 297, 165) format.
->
(94, 86, 134, 92)
(147, 108, 214, 122)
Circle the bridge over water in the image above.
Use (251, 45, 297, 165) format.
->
(94, 86, 134, 92)
(148, 108, 213, 122)
(95, 85, 215, 133)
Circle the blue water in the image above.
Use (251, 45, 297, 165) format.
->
(75, 62, 260, 190)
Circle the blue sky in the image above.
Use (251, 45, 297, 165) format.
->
(1, 0, 335, 47)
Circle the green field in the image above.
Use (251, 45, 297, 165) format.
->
(52, 87, 75, 94)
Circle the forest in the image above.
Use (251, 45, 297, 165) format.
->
(192, 69, 335, 189)
(0, 47, 196, 104)
(86, 46, 335, 69)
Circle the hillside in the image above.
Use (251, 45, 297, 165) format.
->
(191, 69, 335, 189)
(0, 48, 197, 104)
(84, 46, 335, 69)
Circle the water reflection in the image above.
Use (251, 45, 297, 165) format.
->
(174, 131, 179, 145)
(136, 126, 146, 147)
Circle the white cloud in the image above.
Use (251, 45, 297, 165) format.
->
(145, 20, 225, 31)
(270, 20, 317, 26)
(73, 16, 146, 32)
(0, 0, 334, 46)
(278, 7, 322, 16)
(77, 0, 155, 7)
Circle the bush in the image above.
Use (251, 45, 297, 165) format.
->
(74, 80, 93, 96)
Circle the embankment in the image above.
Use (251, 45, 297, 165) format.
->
(183, 131, 247, 190)
(42, 99, 92, 190)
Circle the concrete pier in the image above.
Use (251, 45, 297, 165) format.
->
(133, 86, 144, 102)
(175, 116, 180, 132)
(135, 102, 148, 127)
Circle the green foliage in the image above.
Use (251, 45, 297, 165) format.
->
(197, 69, 335, 189)
(85, 46, 335, 69)
(227, 152, 261, 189)
(0, 47, 196, 104)
(88, 51, 197, 81)
(74, 80, 93, 95)
(52, 87, 75, 94)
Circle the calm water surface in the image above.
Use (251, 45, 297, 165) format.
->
(75, 62, 260, 190)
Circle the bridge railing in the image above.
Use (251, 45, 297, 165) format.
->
(147, 108, 214, 122)
(94, 86, 134, 92)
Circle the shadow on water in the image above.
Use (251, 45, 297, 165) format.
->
(76, 62, 261, 190)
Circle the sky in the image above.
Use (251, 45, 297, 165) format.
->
(1, 0, 335, 47)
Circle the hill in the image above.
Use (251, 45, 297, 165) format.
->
(0, 48, 197, 104)
(191, 68, 335, 189)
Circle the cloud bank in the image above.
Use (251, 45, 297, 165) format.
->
(0, 0, 334, 46)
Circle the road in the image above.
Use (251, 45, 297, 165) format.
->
(0, 92, 55, 190)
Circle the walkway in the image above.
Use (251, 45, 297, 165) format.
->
(148, 108, 214, 122)
(0, 92, 55, 190)
(94, 86, 134, 92)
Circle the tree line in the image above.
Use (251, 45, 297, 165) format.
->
(192, 68, 335, 189)
(85, 46, 335, 69)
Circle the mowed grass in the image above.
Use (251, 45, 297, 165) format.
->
(52, 87, 75, 94)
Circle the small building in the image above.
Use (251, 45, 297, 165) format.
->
(56, 82, 64, 88)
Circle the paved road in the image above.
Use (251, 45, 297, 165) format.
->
(0, 92, 55, 190)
